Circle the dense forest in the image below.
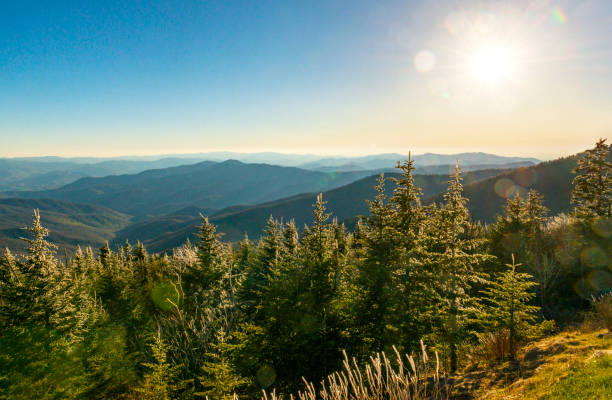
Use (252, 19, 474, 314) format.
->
(0, 139, 610, 399)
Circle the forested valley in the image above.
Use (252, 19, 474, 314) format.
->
(1, 140, 611, 399)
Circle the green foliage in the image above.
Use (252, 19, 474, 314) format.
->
(572, 138, 612, 219)
(478, 257, 553, 359)
(134, 334, 187, 400)
(198, 341, 249, 400)
(1, 140, 609, 398)
(423, 165, 493, 371)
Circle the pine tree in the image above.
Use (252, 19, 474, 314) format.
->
(572, 138, 612, 219)
(389, 157, 430, 352)
(353, 174, 400, 353)
(0, 210, 59, 328)
(390, 156, 424, 241)
(198, 340, 249, 400)
(135, 334, 186, 400)
(99, 241, 112, 269)
(478, 256, 550, 359)
(426, 165, 492, 371)
(282, 219, 299, 258)
(186, 216, 225, 294)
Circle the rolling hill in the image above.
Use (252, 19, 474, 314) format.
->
(0, 157, 206, 191)
(0, 198, 131, 253)
(115, 168, 507, 252)
(4, 161, 378, 219)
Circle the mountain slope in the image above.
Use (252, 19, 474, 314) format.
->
(0, 157, 206, 191)
(0, 198, 131, 252)
(6, 161, 377, 219)
(116, 168, 506, 252)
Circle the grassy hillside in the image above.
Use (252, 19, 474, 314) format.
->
(116, 168, 506, 252)
(0, 198, 131, 253)
(7, 160, 377, 219)
(454, 329, 612, 399)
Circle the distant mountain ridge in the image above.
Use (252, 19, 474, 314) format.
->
(4, 160, 378, 219)
(310, 161, 536, 174)
(0, 157, 206, 191)
(1, 152, 539, 192)
(298, 153, 539, 171)
(114, 168, 509, 252)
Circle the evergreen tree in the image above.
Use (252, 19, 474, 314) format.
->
(0, 210, 59, 328)
(99, 241, 112, 269)
(426, 165, 492, 371)
(198, 340, 249, 400)
(353, 174, 400, 353)
(572, 138, 612, 219)
(184, 216, 226, 296)
(478, 256, 551, 359)
(135, 334, 186, 400)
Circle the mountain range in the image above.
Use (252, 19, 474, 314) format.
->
(1, 150, 584, 254)
(0, 152, 538, 192)
(3, 161, 378, 219)
(111, 168, 513, 252)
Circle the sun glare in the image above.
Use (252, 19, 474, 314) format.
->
(468, 45, 514, 85)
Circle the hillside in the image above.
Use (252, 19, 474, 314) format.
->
(5, 161, 376, 219)
(453, 328, 612, 399)
(445, 151, 611, 223)
(0, 198, 131, 252)
(115, 168, 507, 252)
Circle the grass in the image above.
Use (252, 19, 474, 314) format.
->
(541, 356, 612, 400)
(456, 329, 612, 399)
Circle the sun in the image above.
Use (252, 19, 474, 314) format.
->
(468, 44, 515, 85)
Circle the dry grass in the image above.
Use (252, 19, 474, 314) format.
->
(452, 328, 612, 399)
(262, 341, 449, 400)
(592, 293, 612, 331)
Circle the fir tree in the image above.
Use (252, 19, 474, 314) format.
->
(353, 174, 400, 353)
(478, 256, 551, 359)
(572, 138, 612, 219)
(198, 340, 249, 400)
(426, 165, 492, 371)
(99, 241, 112, 269)
(185, 216, 225, 294)
(135, 334, 186, 400)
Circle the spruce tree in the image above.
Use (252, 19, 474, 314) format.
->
(478, 256, 549, 359)
(426, 165, 492, 371)
(0, 210, 59, 328)
(198, 340, 249, 400)
(187, 215, 225, 294)
(572, 138, 612, 219)
(353, 174, 400, 353)
(135, 334, 186, 400)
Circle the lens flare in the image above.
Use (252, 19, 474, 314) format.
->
(551, 8, 568, 25)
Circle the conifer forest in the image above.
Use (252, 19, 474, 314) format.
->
(1, 139, 611, 399)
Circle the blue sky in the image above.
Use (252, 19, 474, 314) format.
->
(1, 0, 611, 158)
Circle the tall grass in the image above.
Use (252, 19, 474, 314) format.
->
(262, 341, 449, 400)
(592, 292, 612, 331)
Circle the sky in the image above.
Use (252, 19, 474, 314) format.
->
(1, 0, 611, 159)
